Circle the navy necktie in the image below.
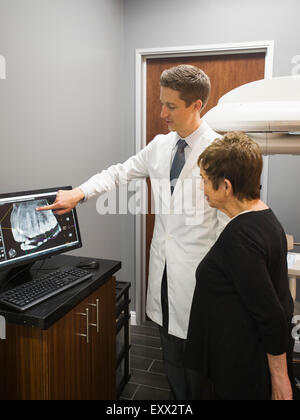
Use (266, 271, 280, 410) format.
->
(170, 139, 188, 195)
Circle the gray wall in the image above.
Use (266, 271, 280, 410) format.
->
(0, 0, 125, 278)
(123, 0, 300, 303)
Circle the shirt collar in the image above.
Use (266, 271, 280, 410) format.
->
(174, 121, 207, 151)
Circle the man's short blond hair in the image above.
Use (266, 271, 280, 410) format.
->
(160, 64, 211, 110)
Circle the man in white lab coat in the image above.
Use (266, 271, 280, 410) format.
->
(37, 65, 228, 399)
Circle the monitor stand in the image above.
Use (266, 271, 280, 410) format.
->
(0, 262, 35, 293)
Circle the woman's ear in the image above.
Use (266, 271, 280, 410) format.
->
(224, 179, 233, 194)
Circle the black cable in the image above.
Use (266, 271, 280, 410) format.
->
(0, 263, 34, 292)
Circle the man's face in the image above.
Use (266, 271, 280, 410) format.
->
(160, 87, 201, 138)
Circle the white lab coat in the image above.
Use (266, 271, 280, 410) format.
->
(79, 121, 228, 339)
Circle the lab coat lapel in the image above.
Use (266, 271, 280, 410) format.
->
(156, 132, 178, 205)
(164, 132, 178, 180)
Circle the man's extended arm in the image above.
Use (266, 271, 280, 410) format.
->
(36, 140, 155, 215)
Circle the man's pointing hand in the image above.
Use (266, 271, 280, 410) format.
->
(36, 188, 85, 216)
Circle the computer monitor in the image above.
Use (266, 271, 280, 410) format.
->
(0, 186, 82, 273)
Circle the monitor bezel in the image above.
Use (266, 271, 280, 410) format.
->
(0, 186, 82, 272)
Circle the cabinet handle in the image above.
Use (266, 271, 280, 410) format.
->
(88, 299, 100, 333)
(76, 308, 89, 343)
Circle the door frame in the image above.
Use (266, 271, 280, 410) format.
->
(134, 40, 274, 325)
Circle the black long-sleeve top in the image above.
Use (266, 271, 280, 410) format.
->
(185, 209, 294, 400)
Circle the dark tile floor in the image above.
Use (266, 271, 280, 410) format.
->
(120, 320, 171, 400)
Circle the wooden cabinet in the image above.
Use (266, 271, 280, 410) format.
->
(0, 276, 116, 400)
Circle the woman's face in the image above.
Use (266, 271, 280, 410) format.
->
(200, 168, 227, 210)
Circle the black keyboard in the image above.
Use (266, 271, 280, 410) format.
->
(0, 266, 93, 312)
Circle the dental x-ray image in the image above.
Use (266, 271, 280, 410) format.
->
(0, 193, 79, 265)
(11, 200, 61, 251)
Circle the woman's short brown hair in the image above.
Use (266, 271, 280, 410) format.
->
(160, 65, 211, 111)
(198, 132, 263, 201)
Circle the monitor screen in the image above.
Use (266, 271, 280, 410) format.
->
(0, 186, 82, 271)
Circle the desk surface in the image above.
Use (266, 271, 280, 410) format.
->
(0, 254, 121, 329)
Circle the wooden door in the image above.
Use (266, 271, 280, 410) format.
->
(145, 53, 266, 287)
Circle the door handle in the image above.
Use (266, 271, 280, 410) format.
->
(88, 299, 100, 333)
(76, 308, 90, 343)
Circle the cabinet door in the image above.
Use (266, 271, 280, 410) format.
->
(47, 278, 116, 400)
(47, 297, 92, 400)
(89, 277, 116, 400)
(0, 323, 48, 400)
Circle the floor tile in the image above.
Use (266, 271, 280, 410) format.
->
(120, 382, 139, 400)
(130, 368, 170, 390)
(131, 344, 163, 360)
(131, 334, 162, 349)
(142, 320, 158, 327)
(133, 385, 170, 400)
(149, 360, 165, 375)
(119, 320, 170, 400)
(130, 355, 153, 371)
(131, 325, 160, 338)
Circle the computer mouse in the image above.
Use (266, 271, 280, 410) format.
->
(76, 261, 99, 269)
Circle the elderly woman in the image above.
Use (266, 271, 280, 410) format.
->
(185, 132, 295, 400)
